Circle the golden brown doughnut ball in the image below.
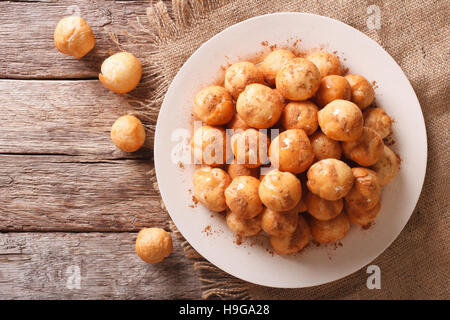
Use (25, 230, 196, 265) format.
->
(191, 125, 229, 167)
(231, 128, 269, 168)
(236, 83, 284, 129)
(193, 86, 234, 125)
(260, 49, 296, 86)
(309, 212, 350, 244)
(363, 107, 393, 139)
(345, 74, 375, 110)
(345, 201, 381, 226)
(309, 131, 342, 161)
(111, 115, 146, 152)
(318, 99, 364, 142)
(261, 207, 299, 237)
(370, 145, 400, 186)
(227, 159, 260, 179)
(269, 129, 315, 174)
(226, 210, 262, 237)
(306, 159, 354, 201)
(305, 192, 343, 221)
(225, 176, 263, 219)
(135, 228, 173, 264)
(227, 113, 250, 132)
(259, 170, 302, 212)
(276, 58, 321, 101)
(54, 16, 95, 59)
(280, 101, 319, 135)
(99, 52, 142, 94)
(193, 167, 231, 212)
(344, 168, 381, 211)
(315, 75, 351, 108)
(342, 127, 384, 166)
(224, 61, 264, 99)
(270, 215, 311, 255)
(306, 51, 342, 78)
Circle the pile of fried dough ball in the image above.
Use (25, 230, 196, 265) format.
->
(192, 48, 400, 255)
(54, 16, 172, 264)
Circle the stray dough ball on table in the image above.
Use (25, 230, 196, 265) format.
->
(309, 131, 342, 161)
(193, 86, 234, 125)
(306, 159, 354, 201)
(305, 192, 343, 221)
(342, 127, 384, 166)
(111, 115, 146, 152)
(135, 228, 173, 264)
(227, 113, 250, 132)
(99, 52, 142, 94)
(225, 176, 263, 219)
(345, 201, 381, 226)
(306, 51, 342, 78)
(236, 83, 284, 129)
(276, 58, 321, 101)
(345, 74, 375, 110)
(270, 215, 311, 255)
(363, 107, 393, 139)
(259, 170, 302, 212)
(269, 129, 315, 174)
(309, 212, 350, 243)
(231, 128, 270, 168)
(227, 159, 259, 179)
(280, 101, 319, 135)
(191, 125, 230, 167)
(54, 16, 95, 59)
(226, 210, 262, 236)
(370, 145, 400, 186)
(261, 207, 299, 237)
(345, 168, 381, 211)
(260, 49, 296, 86)
(315, 75, 352, 108)
(193, 167, 231, 212)
(224, 61, 264, 99)
(318, 99, 364, 142)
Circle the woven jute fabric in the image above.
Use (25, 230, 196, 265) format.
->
(118, 0, 449, 299)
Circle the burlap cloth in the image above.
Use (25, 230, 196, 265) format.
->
(117, 0, 449, 299)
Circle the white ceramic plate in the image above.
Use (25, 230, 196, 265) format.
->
(154, 13, 427, 288)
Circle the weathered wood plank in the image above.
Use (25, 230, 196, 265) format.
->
(0, 232, 202, 299)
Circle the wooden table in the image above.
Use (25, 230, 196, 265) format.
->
(0, 0, 202, 299)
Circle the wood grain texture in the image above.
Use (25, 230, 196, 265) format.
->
(0, 232, 202, 299)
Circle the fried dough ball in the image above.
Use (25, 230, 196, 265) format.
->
(370, 145, 400, 186)
(315, 75, 351, 108)
(225, 176, 263, 219)
(227, 159, 260, 179)
(306, 159, 354, 201)
(191, 125, 229, 167)
(261, 207, 299, 237)
(193, 167, 231, 212)
(54, 16, 95, 59)
(236, 83, 284, 129)
(270, 215, 311, 254)
(110, 115, 146, 152)
(305, 192, 343, 221)
(306, 51, 342, 78)
(345, 74, 375, 110)
(309, 212, 350, 243)
(363, 107, 393, 139)
(345, 201, 381, 226)
(342, 127, 384, 166)
(193, 86, 234, 125)
(224, 61, 264, 99)
(260, 49, 296, 86)
(345, 168, 381, 211)
(227, 113, 250, 132)
(309, 131, 342, 161)
(226, 210, 262, 236)
(275, 58, 321, 101)
(231, 128, 270, 168)
(136, 228, 173, 264)
(269, 129, 314, 174)
(318, 99, 364, 142)
(99, 52, 142, 94)
(259, 170, 302, 212)
(280, 101, 319, 135)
